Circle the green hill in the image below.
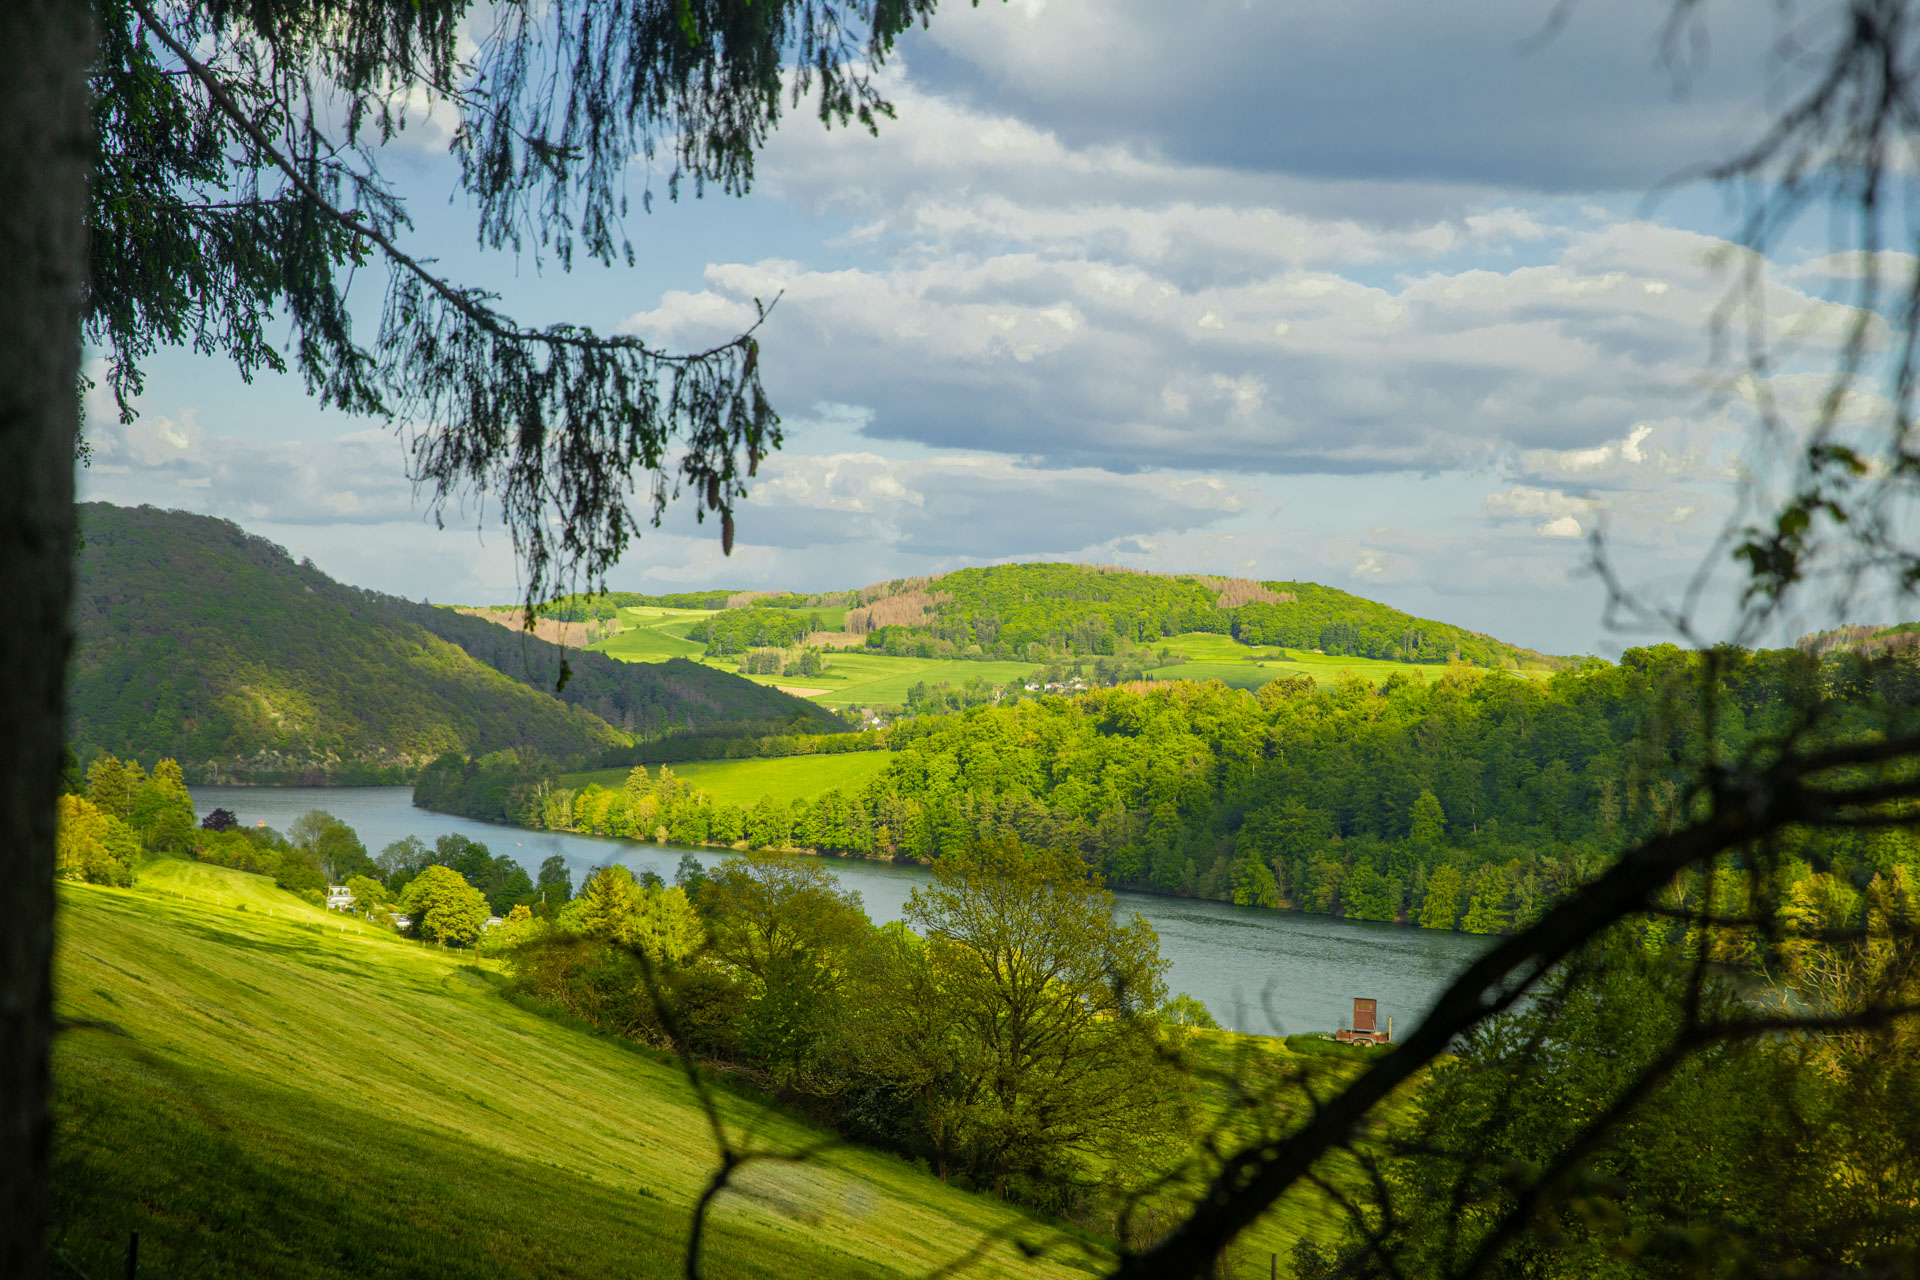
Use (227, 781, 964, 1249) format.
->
(70, 504, 837, 781)
(587, 560, 1574, 679)
(50, 860, 1074, 1278)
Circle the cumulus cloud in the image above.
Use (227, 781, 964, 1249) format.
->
(627, 200, 1860, 478)
(723, 451, 1253, 559)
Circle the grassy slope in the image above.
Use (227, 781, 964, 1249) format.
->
(1152, 634, 1459, 690)
(592, 612, 1041, 707)
(563, 752, 898, 806)
(51, 860, 1083, 1280)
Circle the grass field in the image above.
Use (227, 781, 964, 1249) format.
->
(562, 752, 898, 806)
(1151, 633, 1512, 691)
(49, 859, 1082, 1279)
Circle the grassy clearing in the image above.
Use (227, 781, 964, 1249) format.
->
(51, 859, 1086, 1280)
(1150, 633, 1464, 690)
(561, 752, 898, 806)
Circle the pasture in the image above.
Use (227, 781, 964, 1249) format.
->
(49, 859, 1079, 1279)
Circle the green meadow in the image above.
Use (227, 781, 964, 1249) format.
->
(49, 859, 1083, 1280)
(562, 751, 898, 806)
(586, 609, 1524, 708)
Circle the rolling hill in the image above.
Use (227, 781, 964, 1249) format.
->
(69, 504, 837, 781)
(505, 564, 1571, 711)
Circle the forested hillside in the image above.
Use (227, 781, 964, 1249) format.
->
(425, 647, 1920, 935)
(69, 505, 834, 781)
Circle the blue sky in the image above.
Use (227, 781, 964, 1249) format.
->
(80, 0, 1882, 656)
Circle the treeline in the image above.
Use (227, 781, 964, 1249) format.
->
(420, 646, 1920, 941)
(688, 607, 824, 654)
(603, 728, 885, 766)
(495, 843, 1186, 1216)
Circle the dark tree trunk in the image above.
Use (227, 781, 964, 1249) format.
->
(0, 0, 91, 1273)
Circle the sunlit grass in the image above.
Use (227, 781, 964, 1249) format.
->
(561, 752, 898, 806)
(50, 859, 1084, 1279)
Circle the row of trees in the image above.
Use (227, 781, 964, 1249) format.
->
(500, 842, 1185, 1214)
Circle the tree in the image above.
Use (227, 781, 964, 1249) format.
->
(399, 865, 489, 947)
(573, 865, 703, 963)
(1419, 863, 1464, 931)
(343, 874, 392, 919)
(536, 855, 573, 908)
(1228, 849, 1281, 908)
(904, 840, 1180, 1196)
(699, 853, 869, 1086)
(53, 796, 138, 887)
(200, 807, 238, 833)
(1409, 788, 1445, 851)
(288, 811, 373, 882)
(128, 758, 193, 854)
(83, 754, 139, 822)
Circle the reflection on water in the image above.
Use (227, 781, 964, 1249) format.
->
(192, 784, 1496, 1036)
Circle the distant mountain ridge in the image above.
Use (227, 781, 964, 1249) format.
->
(70, 504, 838, 781)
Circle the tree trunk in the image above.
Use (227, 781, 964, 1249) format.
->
(0, 0, 91, 1273)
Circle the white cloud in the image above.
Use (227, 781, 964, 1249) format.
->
(1537, 515, 1585, 539)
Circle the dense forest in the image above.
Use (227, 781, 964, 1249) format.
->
(421, 646, 1920, 938)
(70, 505, 835, 781)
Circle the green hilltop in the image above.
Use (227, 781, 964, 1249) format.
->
(546, 562, 1570, 710)
(70, 504, 838, 781)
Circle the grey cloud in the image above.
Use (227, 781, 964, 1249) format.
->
(629, 220, 1840, 477)
(717, 452, 1250, 559)
(906, 0, 1784, 199)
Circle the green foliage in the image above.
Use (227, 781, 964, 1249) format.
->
(342, 874, 392, 918)
(399, 865, 490, 946)
(129, 758, 196, 854)
(697, 854, 869, 1085)
(567, 865, 702, 963)
(1351, 933, 1920, 1275)
(903, 841, 1180, 1197)
(55, 796, 140, 887)
(504, 839, 1185, 1216)
(689, 607, 821, 655)
(68, 504, 831, 779)
(288, 811, 373, 882)
(1162, 994, 1221, 1030)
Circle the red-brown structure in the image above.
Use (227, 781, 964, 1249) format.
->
(1333, 997, 1390, 1046)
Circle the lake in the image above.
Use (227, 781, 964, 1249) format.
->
(192, 784, 1494, 1037)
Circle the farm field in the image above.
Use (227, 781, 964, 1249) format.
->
(49, 859, 1079, 1279)
(562, 751, 898, 806)
(587, 609, 1537, 708)
(1150, 632, 1543, 690)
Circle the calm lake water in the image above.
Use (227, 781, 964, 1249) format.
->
(192, 784, 1494, 1036)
